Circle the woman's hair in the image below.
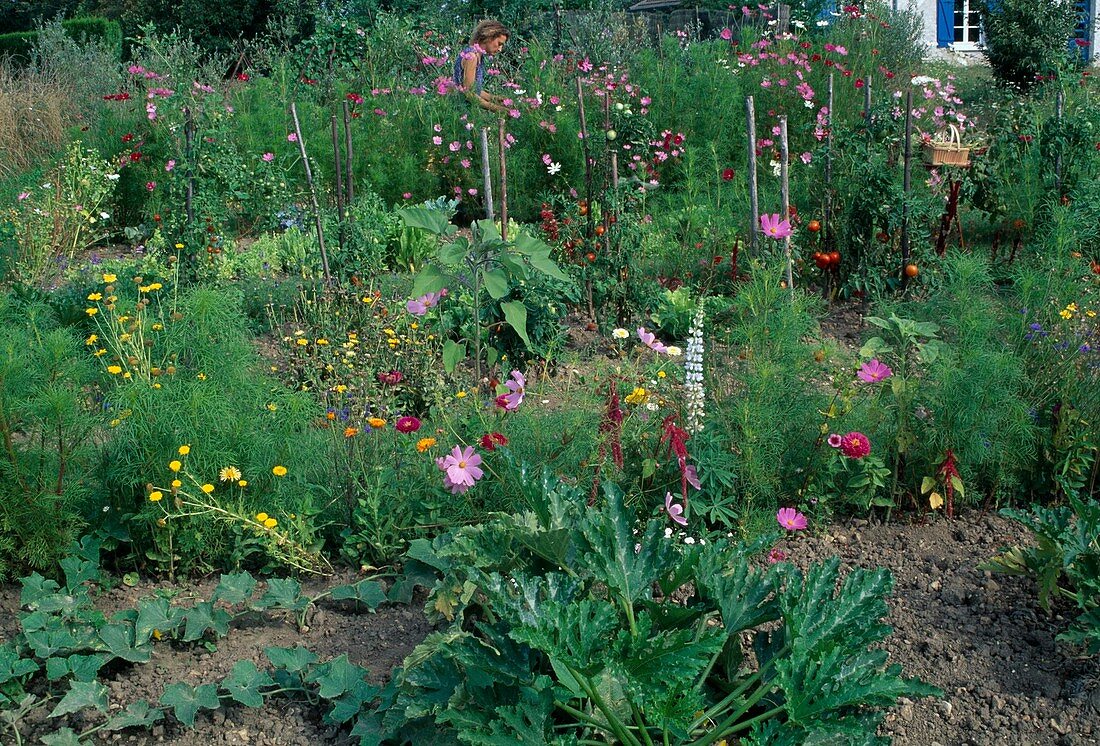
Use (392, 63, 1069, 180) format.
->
(470, 19, 509, 46)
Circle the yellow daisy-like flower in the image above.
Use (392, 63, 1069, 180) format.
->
(152, 323, 163, 331)
(367, 417, 386, 429)
(107, 365, 122, 375)
(122, 372, 132, 379)
(272, 465, 288, 477)
(85, 334, 97, 345)
(1060, 309, 1073, 319)
(171, 479, 182, 489)
(455, 391, 467, 399)
(657, 370, 667, 379)
(102, 273, 117, 283)
(149, 282, 162, 291)
(168, 460, 182, 472)
(200, 483, 214, 494)
(94, 349, 106, 357)
(1087, 310, 1097, 318)
(174, 243, 184, 250)
(625, 387, 649, 405)
(238, 479, 248, 487)
(334, 384, 348, 393)
(86, 307, 99, 316)
(219, 466, 242, 482)
(256, 512, 269, 522)
(416, 437, 437, 453)
(295, 338, 308, 346)
(178, 445, 190, 455)
(87, 292, 102, 301)
(149, 491, 163, 502)
(118, 333, 131, 343)
(196, 372, 207, 381)
(263, 517, 278, 529)
(316, 338, 329, 345)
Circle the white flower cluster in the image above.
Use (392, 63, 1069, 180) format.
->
(684, 302, 706, 433)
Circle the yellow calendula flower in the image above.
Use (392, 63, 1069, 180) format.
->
(1060, 309, 1073, 320)
(178, 445, 190, 455)
(200, 483, 214, 494)
(107, 365, 122, 375)
(272, 465, 288, 477)
(657, 370, 667, 379)
(255, 512, 269, 522)
(295, 338, 308, 346)
(122, 371, 132, 379)
(102, 273, 117, 283)
(455, 390, 467, 399)
(219, 466, 242, 482)
(316, 338, 329, 345)
(168, 460, 181, 472)
(334, 384, 348, 393)
(174, 243, 184, 250)
(149, 282, 162, 291)
(149, 491, 163, 502)
(625, 387, 649, 405)
(118, 333, 131, 343)
(368, 417, 386, 429)
(85, 334, 97, 345)
(416, 437, 437, 453)
(344, 426, 360, 438)
(86, 307, 99, 316)
(263, 517, 278, 529)
(87, 292, 102, 301)
(383, 328, 396, 337)
(1087, 310, 1097, 318)
(171, 479, 182, 489)
(94, 349, 106, 357)
(238, 479, 248, 487)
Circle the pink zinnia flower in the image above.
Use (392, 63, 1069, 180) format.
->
(501, 370, 525, 410)
(839, 432, 871, 459)
(479, 432, 508, 451)
(395, 416, 421, 434)
(637, 327, 667, 354)
(760, 213, 793, 239)
(287, 133, 298, 142)
(857, 359, 893, 383)
(664, 492, 687, 526)
(145, 181, 156, 191)
(776, 507, 808, 531)
(436, 445, 483, 494)
(720, 27, 733, 41)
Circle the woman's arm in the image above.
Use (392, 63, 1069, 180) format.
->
(461, 53, 508, 113)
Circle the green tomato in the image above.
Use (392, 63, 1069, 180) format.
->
(606, 129, 617, 141)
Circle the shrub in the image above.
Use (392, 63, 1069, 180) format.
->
(0, 16, 120, 64)
(977, 0, 1079, 90)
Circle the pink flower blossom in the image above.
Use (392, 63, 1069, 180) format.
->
(17, 192, 29, 201)
(262, 152, 274, 162)
(840, 432, 871, 459)
(145, 181, 156, 191)
(720, 27, 733, 40)
(501, 370, 525, 410)
(395, 416, 421, 434)
(760, 213, 793, 239)
(857, 359, 893, 383)
(776, 507, 808, 531)
(436, 445, 483, 494)
(165, 160, 175, 172)
(767, 547, 788, 564)
(827, 433, 843, 448)
(287, 133, 298, 142)
(406, 291, 442, 316)
(637, 327, 667, 354)
(665, 492, 688, 526)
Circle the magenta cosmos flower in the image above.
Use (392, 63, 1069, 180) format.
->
(857, 359, 893, 383)
(499, 370, 525, 411)
(664, 492, 687, 526)
(839, 431, 871, 459)
(395, 416, 421, 434)
(436, 445, 483, 494)
(760, 213, 793, 240)
(776, 507, 808, 531)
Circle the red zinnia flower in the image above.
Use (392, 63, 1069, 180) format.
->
(377, 370, 404, 385)
(395, 416, 421, 434)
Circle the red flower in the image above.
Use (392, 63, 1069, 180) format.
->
(722, 167, 735, 181)
(130, 152, 142, 162)
(479, 432, 508, 450)
(121, 133, 134, 143)
(377, 370, 404, 385)
(395, 416, 422, 434)
(839, 431, 871, 459)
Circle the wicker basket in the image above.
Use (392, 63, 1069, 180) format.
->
(923, 124, 971, 167)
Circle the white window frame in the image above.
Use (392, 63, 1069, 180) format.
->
(952, 0, 982, 51)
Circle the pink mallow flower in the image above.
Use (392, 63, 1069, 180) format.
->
(436, 445, 483, 494)
(637, 327, 667, 354)
(857, 359, 893, 383)
(827, 433, 843, 448)
(839, 432, 871, 459)
(760, 213, 793, 239)
(665, 492, 688, 526)
(776, 507, 808, 531)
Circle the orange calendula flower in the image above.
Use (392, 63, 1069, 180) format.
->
(416, 437, 437, 453)
(367, 417, 386, 429)
(344, 427, 360, 438)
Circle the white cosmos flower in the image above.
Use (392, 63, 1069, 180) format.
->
(547, 162, 561, 175)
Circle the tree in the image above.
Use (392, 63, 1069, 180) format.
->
(978, 0, 1080, 90)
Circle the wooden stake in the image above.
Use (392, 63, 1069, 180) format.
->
(900, 89, 913, 289)
(342, 100, 354, 205)
(480, 127, 494, 220)
(184, 107, 194, 226)
(290, 102, 332, 284)
(577, 77, 593, 239)
(824, 73, 834, 251)
(780, 115, 793, 294)
(498, 118, 508, 241)
(331, 115, 344, 217)
(746, 95, 759, 252)
(1055, 88, 1064, 196)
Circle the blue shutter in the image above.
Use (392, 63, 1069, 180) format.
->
(819, 0, 836, 20)
(936, 0, 953, 47)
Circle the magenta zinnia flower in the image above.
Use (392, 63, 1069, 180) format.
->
(839, 431, 871, 459)
(501, 370, 525, 410)
(760, 213, 793, 239)
(664, 492, 687, 526)
(395, 416, 421, 434)
(776, 507, 808, 531)
(857, 359, 893, 383)
(436, 445, 483, 494)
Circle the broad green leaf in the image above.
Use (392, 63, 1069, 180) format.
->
(442, 340, 466, 374)
(256, 578, 309, 612)
(398, 206, 452, 236)
(135, 598, 183, 645)
(265, 645, 318, 673)
(49, 680, 108, 718)
(159, 682, 220, 728)
(331, 579, 388, 608)
(410, 264, 447, 298)
(222, 660, 275, 708)
(59, 556, 99, 592)
(213, 572, 257, 605)
(0, 644, 39, 684)
(98, 623, 150, 663)
(858, 336, 892, 359)
(950, 475, 965, 498)
(181, 602, 232, 641)
(484, 345, 499, 369)
(500, 301, 531, 349)
(444, 682, 554, 745)
(19, 573, 61, 608)
(386, 559, 439, 604)
(920, 476, 936, 495)
(45, 654, 108, 683)
(481, 268, 509, 300)
(103, 700, 164, 731)
(308, 655, 371, 699)
(439, 238, 470, 265)
(695, 542, 780, 633)
(325, 677, 380, 724)
(38, 729, 83, 746)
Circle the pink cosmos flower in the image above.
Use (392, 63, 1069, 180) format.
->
(637, 327, 667, 354)
(436, 445, 483, 494)
(165, 159, 175, 172)
(395, 416, 421, 434)
(287, 133, 298, 142)
(665, 492, 688, 526)
(684, 464, 701, 490)
(760, 213, 793, 239)
(720, 27, 733, 40)
(857, 359, 893, 383)
(406, 290, 442, 316)
(262, 152, 274, 162)
(17, 192, 30, 201)
(501, 370, 525, 410)
(767, 547, 789, 564)
(839, 432, 871, 459)
(776, 507, 808, 531)
(827, 433, 843, 448)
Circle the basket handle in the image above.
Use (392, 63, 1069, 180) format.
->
(947, 123, 961, 147)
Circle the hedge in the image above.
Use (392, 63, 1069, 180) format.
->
(0, 17, 122, 65)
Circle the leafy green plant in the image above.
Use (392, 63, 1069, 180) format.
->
(977, 0, 1079, 91)
(985, 495, 1100, 655)
(368, 467, 939, 743)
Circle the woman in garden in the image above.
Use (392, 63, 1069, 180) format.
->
(453, 19, 511, 114)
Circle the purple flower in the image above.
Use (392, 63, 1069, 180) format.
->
(637, 327, 667, 354)
(501, 370, 525, 410)
(760, 213, 793, 239)
(406, 291, 442, 316)
(395, 416, 421, 433)
(857, 359, 893, 383)
(665, 492, 687, 526)
(776, 507, 807, 531)
(436, 445, 483, 494)
(684, 463, 701, 490)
